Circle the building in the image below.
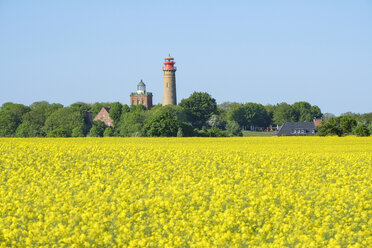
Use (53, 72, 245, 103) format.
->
(162, 54, 177, 106)
(130, 80, 153, 110)
(276, 119, 322, 136)
(93, 107, 114, 128)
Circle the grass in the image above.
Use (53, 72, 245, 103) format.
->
(242, 130, 275, 137)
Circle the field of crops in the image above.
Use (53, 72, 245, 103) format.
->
(0, 137, 371, 247)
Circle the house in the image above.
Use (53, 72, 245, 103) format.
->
(93, 107, 114, 128)
(276, 119, 322, 136)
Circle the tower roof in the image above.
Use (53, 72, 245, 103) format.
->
(165, 54, 174, 60)
(137, 79, 146, 86)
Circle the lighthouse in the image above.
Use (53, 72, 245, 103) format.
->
(162, 54, 177, 105)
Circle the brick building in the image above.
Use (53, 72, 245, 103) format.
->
(130, 80, 153, 110)
(93, 107, 114, 127)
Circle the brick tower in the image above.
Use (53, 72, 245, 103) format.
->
(130, 80, 153, 110)
(162, 54, 177, 105)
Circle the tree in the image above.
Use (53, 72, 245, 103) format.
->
(109, 102, 123, 125)
(179, 122, 195, 137)
(72, 127, 85, 137)
(292, 101, 312, 122)
(354, 124, 370, 137)
(143, 108, 180, 137)
(317, 122, 342, 137)
(103, 128, 114, 137)
(20, 101, 63, 137)
(355, 113, 372, 125)
(226, 121, 242, 136)
(44, 107, 86, 137)
(16, 121, 38, 137)
(179, 92, 218, 129)
(291, 102, 322, 122)
(207, 114, 225, 129)
(310, 105, 322, 119)
(322, 113, 335, 122)
(338, 116, 357, 134)
(0, 102, 30, 137)
(88, 121, 106, 137)
(228, 105, 246, 128)
(122, 104, 130, 113)
(204, 127, 227, 137)
(317, 116, 357, 137)
(70, 102, 91, 113)
(264, 104, 276, 124)
(90, 102, 110, 117)
(228, 103, 270, 130)
(119, 110, 147, 137)
(46, 128, 69, 137)
(368, 124, 372, 134)
(273, 103, 297, 125)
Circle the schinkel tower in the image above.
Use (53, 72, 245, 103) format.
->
(162, 54, 177, 105)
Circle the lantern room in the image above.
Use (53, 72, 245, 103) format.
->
(137, 80, 146, 94)
(162, 54, 177, 71)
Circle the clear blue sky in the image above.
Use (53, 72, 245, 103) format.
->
(1, 0, 371, 115)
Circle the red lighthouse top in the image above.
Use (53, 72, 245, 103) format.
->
(163, 54, 177, 71)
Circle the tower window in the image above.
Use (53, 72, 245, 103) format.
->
(167, 83, 169, 88)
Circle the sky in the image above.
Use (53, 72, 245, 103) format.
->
(0, 0, 371, 115)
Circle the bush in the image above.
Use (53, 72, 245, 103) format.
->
(47, 128, 69, 137)
(72, 127, 85, 137)
(88, 121, 106, 137)
(226, 121, 242, 136)
(354, 124, 370, 137)
(103, 128, 114, 137)
(179, 122, 195, 137)
(317, 116, 357, 137)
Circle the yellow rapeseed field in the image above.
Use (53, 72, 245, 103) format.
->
(0, 137, 371, 247)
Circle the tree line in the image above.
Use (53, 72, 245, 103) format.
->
(0, 92, 370, 137)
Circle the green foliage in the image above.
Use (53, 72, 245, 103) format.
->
(103, 128, 115, 137)
(0, 102, 31, 137)
(228, 103, 270, 130)
(90, 102, 110, 117)
(337, 116, 357, 134)
(144, 108, 180, 137)
(317, 122, 342, 137)
(272, 103, 297, 125)
(341, 112, 372, 126)
(130, 104, 147, 112)
(322, 113, 336, 122)
(20, 101, 63, 137)
(179, 122, 195, 137)
(318, 116, 357, 137)
(109, 102, 122, 125)
(88, 121, 106, 137)
(121, 104, 130, 113)
(353, 124, 370, 137)
(179, 92, 218, 129)
(72, 127, 85, 137)
(199, 127, 227, 137)
(46, 128, 69, 137)
(15, 121, 38, 137)
(292, 101, 312, 121)
(207, 114, 225, 129)
(119, 111, 147, 137)
(310, 105, 322, 119)
(177, 128, 184, 137)
(226, 121, 242, 136)
(44, 108, 86, 137)
(70, 102, 91, 113)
